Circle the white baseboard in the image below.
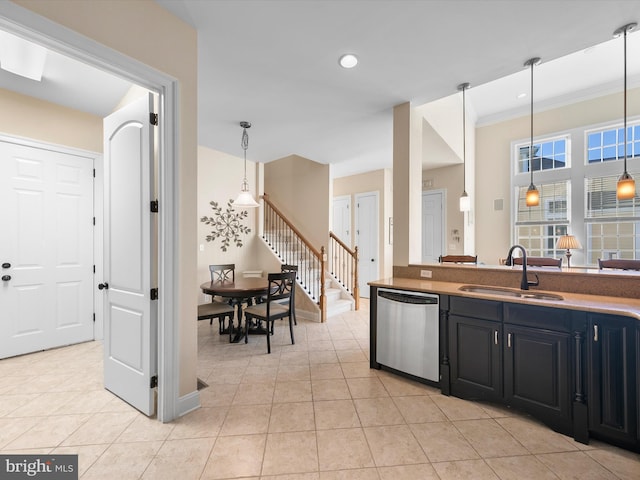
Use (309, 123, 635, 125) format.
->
(176, 389, 201, 418)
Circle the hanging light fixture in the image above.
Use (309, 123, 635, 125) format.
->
(233, 121, 259, 208)
(458, 82, 471, 212)
(525, 57, 541, 207)
(615, 23, 637, 200)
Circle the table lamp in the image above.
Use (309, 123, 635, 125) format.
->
(556, 235, 582, 268)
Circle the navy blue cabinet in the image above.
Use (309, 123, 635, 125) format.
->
(588, 314, 638, 450)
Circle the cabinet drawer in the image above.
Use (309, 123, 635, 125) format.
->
(450, 296, 502, 322)
(504, 303, 571, 332)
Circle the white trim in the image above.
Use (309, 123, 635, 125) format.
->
(177, 390, 201, 418)
(0, 3, 181, 422)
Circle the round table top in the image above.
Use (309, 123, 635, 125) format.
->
(200, 277, 269, 297)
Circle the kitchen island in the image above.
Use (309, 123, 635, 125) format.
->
(369, 273, 640, 453)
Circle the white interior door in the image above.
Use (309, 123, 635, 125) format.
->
(103, 93, 157, 416)
(332, 195, 351, 244)
(422, 190, 445, 262)
(355, 191, 379, 298)
(0, 139, 94, 359)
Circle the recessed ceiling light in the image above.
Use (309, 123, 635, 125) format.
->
(517, 93, 527, 99)
(339, 53, 358, 69)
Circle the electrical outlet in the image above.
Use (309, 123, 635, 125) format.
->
(420, 270, 432, 278)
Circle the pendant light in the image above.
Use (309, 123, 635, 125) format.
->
(458, 82, 471, 212)
(525, 57, 541, 207)
(233, 121, 259, 208)
(615, 23, 637, 200)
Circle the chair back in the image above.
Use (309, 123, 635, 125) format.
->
(281, 264, 298, 277)
(439, 255, 477, 264)
(267, 271, 295, 305)
(513, 257, 561, 268)
(210, 264, 235, 283)
(598, 258, 640, 271)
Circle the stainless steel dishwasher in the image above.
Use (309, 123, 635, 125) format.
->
(376, 288, 439, 382)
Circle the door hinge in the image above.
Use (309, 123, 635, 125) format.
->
(93, 217, 96, 226)
(93, 265, 96, 274)
(150, 200, 159, 212)
(93, 313, 95, 323)
(150, 375, 158, 388)
(93, 168, 96, 178)
(150, 113, 158, 126)
(151, 288, 159, 300)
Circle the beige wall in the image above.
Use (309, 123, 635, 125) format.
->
(197, 146, 279, 301)
(333, 168, 393, 279)
(15, 0, 199, 398)
(264, 154, 331, 249)
(0, 88, 102, 151)
(476, 87, 640, 266)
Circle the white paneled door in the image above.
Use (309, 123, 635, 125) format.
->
(102, 94, 157, 416)
(332, 195, 351, 245)
(355, 191, 379, 299)
(0, 140, 94, 359)
(422, 190, 444, 263)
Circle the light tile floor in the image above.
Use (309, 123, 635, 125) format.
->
(1, 299, 640, 479)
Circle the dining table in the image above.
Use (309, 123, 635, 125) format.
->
(200, 277, 270, 343)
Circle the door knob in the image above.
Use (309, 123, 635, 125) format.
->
(98, 282, 109, 290)
(1, 275, 11, 281)
(371, 258, 374, 262)
(1, 263, 10, 269)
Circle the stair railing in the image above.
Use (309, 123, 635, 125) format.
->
(261, 194, 326, 322)
(329, 232, 360, 310)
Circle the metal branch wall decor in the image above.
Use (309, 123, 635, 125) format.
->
(200, 199, 251, 251)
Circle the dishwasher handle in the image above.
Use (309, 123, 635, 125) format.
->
(378, 290, 438, 305)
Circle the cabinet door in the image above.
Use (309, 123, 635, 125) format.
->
(504, 324, 571, 432)
(588, 314, 637, 448)
(449, 315, 502, 401)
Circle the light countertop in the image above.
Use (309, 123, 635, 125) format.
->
(369, 277, 640, 321)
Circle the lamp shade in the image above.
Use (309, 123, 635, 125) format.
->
(233, 183, 259, 208)
(556, 234, 581, 250)
(459, 191, 470, 212)
(525, 184, 540, 207)
(617, 173, 636, 200)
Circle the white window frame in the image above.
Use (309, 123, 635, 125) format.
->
(511, 134, 571, 258)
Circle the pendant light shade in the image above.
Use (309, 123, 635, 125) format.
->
(458, 82, 470, 212)
(525, 57, 541, 207)
(233, 121, 259, 208)
(615, 23, 637, 200)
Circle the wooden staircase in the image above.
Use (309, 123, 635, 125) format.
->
(261, 194, 358, 321)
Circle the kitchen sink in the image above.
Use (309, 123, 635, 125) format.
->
(459, 285, 563, 301)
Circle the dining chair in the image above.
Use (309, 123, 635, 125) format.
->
(243, 271, 296, 353)
(201, 263, 236, 335)
(598, 258, 640, 271)
(280, 264, 298, 325)
(197, 301, 236, 341)
(513, 257, 562, 269)
(439, 255, 478, 264)
(210, 263, 235, 283)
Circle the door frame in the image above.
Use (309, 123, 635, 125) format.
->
(0, 5, 180, 422)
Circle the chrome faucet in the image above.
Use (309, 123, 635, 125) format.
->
(505, 244, 539, 290)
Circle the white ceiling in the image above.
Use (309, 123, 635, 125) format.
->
(1, 1, 639, 178)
